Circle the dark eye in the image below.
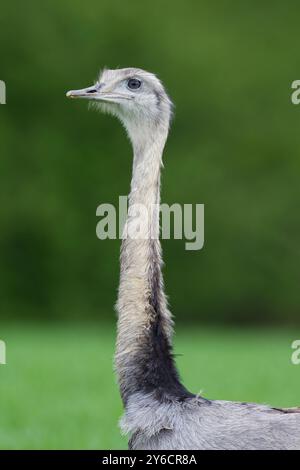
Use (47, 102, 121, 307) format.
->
(127, 78, 141, 90)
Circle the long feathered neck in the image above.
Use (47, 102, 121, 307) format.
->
(115, 121, 191, 405)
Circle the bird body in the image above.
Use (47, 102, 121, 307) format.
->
(67, 68, 300, 450)
(124, 394, 300, 450)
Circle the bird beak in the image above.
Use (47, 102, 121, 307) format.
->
(66, 84, 99, 99)
(66, 84, 132, 103)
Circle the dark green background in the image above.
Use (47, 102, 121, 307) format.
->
(1, 1, 299, 324)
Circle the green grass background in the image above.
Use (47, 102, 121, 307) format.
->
(0, 324, 298, 449)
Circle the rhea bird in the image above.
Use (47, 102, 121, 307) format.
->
(67, 68, 300, 450)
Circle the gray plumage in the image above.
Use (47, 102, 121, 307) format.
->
(67, 68, 300, 450)
(123, 394, 300, 450)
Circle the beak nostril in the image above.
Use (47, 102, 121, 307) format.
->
(86, 88, 97, 94)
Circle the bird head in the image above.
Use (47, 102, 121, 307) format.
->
(67, 68, 172, 147)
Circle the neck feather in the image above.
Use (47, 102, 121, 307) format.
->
(115, 126, 191, 404)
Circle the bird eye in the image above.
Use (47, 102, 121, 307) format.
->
(127, 78, 141, 90)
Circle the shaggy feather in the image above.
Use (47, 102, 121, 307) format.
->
(67, 67, 300, 450)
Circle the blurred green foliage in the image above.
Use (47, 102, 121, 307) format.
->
(0, 1, 300, 323)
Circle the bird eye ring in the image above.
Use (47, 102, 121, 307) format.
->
(127, 78, 141, 90)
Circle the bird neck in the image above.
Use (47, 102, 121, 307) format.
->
(115, 126, 190, 405)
